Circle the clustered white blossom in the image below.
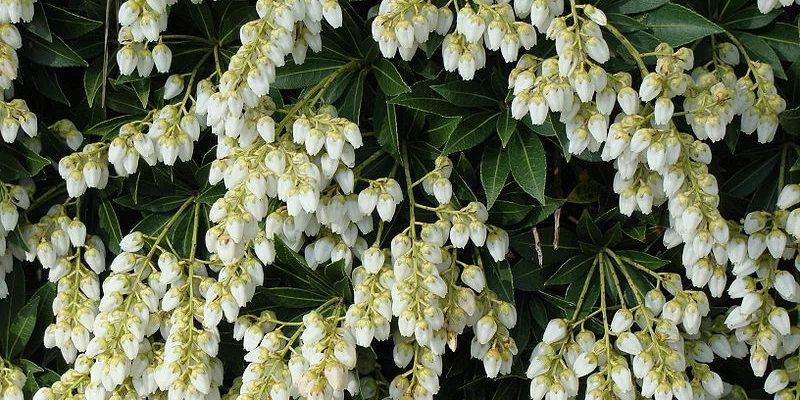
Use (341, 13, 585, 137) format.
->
(33, 0, 800, 399)
(757, 0, 800, 13)
(0, 358, 25, 400)
(373, 0, 538, 79)
(116, 0, 188, 77)
(0, 181, 28, 298)
(530, 268, 733, 400)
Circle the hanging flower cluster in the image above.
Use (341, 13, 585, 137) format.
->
(7, 0, 799, 400)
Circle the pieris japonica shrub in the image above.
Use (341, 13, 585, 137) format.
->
(0, 0, 799, 399)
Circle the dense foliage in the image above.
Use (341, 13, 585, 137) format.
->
(0, 0, 799, 399)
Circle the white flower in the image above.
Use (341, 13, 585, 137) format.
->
(764, 369, 789, 394)
(542, 319, 568, 343)
(777, 184, 800, 209)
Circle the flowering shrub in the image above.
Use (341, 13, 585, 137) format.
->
(0, 0, 799, 399)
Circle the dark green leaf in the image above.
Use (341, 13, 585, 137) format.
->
(722, 152, 779, 197)
(132, 79, 150, 109)
(272, 57, 345, 89)
(114, 195, 191, 212)
(196, 184, 225, 204)
(5, 142, 50, 178)
(760, 23, 800, 62)
(480, 144, 509, 209)
(388, 82, 463, 117)
(617, 250, 669, 270)
(31, 66, 70, 105)
(84, 57, 105, 108)
(99, 197, 122, 254)
(168, 207, 195, 258)
(427, 115, 461, 147)
(512, 259, 555, 291)
(7, 298, 39, 359)
(722, 7, 780, 30)
(431, 81, 501, 108)
(0, 267, 24, 356)
(84, 114, 144, 139)
(442, 111, 498, 154)
(781, 107, 800, 134)
(576, 210, 604, 245)
(607, 13, 646, 33)
(496, 109, 517, 146)
(734, 31, 787, 80)
(485, 258, 514, 305)
(374, 95, 401, 161)
(182, 1, 214, 38)
(44, 4, 103, 39)
(604, 0, 668, 14)
(263, 287, 332, 308)
(24, 1, 51, 41)
(216, 2, 256, 45)
(373, 59, 411, 96)
(508, 133, 547, 203)
(546, 255, 595, 286)
(21, 32, 88, 67)
(640, 4, 724, 46)
(339, 69, 366, 123)
(565, 268, 600, 319)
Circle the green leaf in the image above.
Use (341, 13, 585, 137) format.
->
(0, 267, 25, 356)
(427, 115, 462, 147)
(374, 95, 401, 161)
(44, 4, 103, 39)
(576, 210, 604, 245)
(272, 57, 346, 89)
(84, 114, 144, 139)
(388, 82, 462, 117)
(733, 31, 787, 80)
(373, 59, 411, 96)
(480, 145, 509, 210)
(339, 69, 366, 123)
(272, 239, 337, 295)
(722, 7, 780, 30)
(7, 298, 39, 359)
(5, 142, 50, 178)
(21, 32, 88, 67)
(132, 79, 150, 109)
(485, 258, 514, 305)
(546, 255, 595, 286)
(565, 268, 600, 319)
(604, 0, 668, 14)
(512, 260, 555, 291)
(196, 184, 225, 205)
(98, 197, 122, 254)
(431, 81, 501, 108)
(616, 250, 669, 270)
(722, 152, 779, 197)
(496, 109, 517, 146)
(782, 107, 800, 134)
(84, 57, 105, 107)
(216, 2, 257, 45)
(24, 1, 51, 42)
(607, 13, 646, 33)
(168, 207, 195, 259)
(115, 195, 191, 212)
(182, 1, 215, 38)
(508, 133, 547, 203)
(639, 3, 724, 46)
(760, 23, 800, 62)
(263, 287, 332, 308)
(31, 66, 70, 105)
(23, 371, 39, 398)
(442, 111, 498, 154)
